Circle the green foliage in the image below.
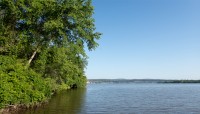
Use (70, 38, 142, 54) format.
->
(0, 0, 100, 109)
(0, 56, 52, 108)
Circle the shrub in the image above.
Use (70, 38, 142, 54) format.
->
(0, 56, 52, 108)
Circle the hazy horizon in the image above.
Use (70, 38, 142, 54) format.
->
(87, 78, 200, 80)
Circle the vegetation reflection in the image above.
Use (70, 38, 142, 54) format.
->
(23, 89, 86, 114)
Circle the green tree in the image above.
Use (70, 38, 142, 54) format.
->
(0, 0, 100, 83)
(0, 0, 100, 65)
(0, 0, 100, 108)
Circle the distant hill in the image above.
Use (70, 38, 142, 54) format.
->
(88, 79, 200, 84)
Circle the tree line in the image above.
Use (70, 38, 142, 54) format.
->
(0, 0, 100, 109)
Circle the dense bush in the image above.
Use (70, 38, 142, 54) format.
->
(0, 56, 52, 108)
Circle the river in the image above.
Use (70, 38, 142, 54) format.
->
(21, 83, 200, 114)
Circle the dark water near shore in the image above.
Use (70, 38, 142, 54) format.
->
(22, 83, 200, 114)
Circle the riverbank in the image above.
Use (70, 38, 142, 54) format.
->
(0, 88, 82, 114)
(0, 86, 74, 114)
(0, 105, 32, 114)
(0, 90, 63, 114)
(0, 86, 81, 114)
(0, 98, 49, 114)
(0, 56, 86, 113)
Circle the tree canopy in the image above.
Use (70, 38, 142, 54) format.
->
(0, 0, 100, 109)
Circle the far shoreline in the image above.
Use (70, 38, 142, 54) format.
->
(88, 79, 200, 84)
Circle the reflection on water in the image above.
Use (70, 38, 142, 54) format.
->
(21, 89, 86, 114)
(21, 83, 200, 114)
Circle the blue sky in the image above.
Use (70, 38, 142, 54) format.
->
(86, 0, 200, 79)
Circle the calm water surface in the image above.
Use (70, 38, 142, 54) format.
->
(22, 83, 200, 114)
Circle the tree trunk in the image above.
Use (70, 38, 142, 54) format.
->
(26, 48, 38, 67)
